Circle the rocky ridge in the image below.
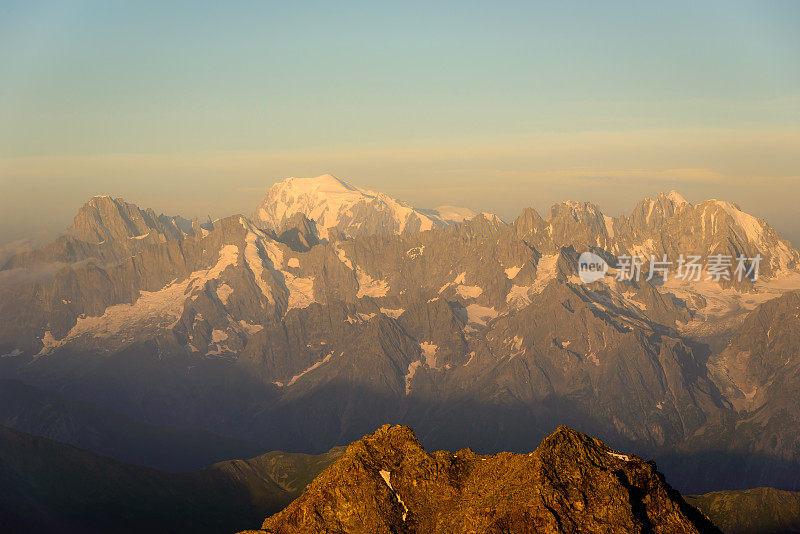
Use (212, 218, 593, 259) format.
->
(246, 424, 719, 534)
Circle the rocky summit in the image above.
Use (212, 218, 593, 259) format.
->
(244, 424, 719, 534)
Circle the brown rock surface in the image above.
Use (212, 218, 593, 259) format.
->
(249, 424, 719, 534)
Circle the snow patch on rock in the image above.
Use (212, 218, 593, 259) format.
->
(603, 215, 615, 238)
(357, 269, 389, 298)
(380, 307, 405, 319)
(504, 265, 522, 279)
(210, 329, 228, 343)
(465, 304, 498, 326)
(335, 247, 354, 270)
(54, 244, 241, 346)
(285, 273, 316, 310)
(456, 284, 483, 299)
(405, 360, 422, 395)
(420, 342, 438, 368)
(281, 351, 336, 387)
(216, 283, 234, 305)
(506, 285, 532, 307)
(378, 469, 409, 521)
(241, 220, 283, 301)
(238, 320, 263, 335)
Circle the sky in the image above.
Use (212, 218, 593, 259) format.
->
(1, 0, 799, 246)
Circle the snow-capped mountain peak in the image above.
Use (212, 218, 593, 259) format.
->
(283, 174, 363, 197)
(665, 190, 690, 206)
(433, 205, 478, 223)
(253, 174, 453, 239)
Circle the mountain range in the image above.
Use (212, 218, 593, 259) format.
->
(1, 173, 800, 501)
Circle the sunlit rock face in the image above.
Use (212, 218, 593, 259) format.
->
(252, 424, 720, 534)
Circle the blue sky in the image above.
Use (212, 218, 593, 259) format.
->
(1, 1, 799, 244)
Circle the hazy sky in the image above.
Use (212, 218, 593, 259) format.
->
(1, 1, 799, 246)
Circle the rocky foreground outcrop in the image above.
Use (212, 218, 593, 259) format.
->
(242, 424, 719, 534)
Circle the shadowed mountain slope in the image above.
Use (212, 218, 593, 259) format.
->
(688, 487, 800, 534)
(0, 425, 342, 534)
(0, 379, 264, 472)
